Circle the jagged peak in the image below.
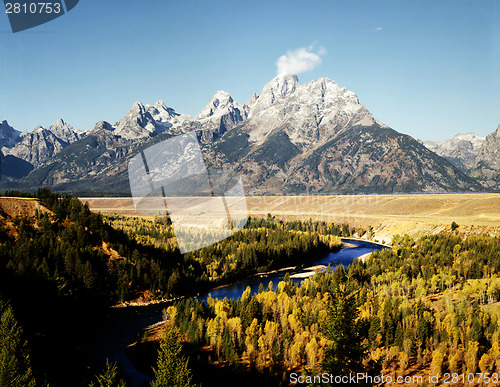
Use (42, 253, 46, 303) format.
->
(264, 74, 298, 96)
(127, 101, 146, 115)
(91, 121, 113, 132)
(153, 100, 177, 115)
(0, 120, 22, 149)
(154, 100, 168, 110)
(246, 92, 260, 109)
(197, 90, 238, 119)
(248, 74, 299, 110)
(210, 90, 233, 104)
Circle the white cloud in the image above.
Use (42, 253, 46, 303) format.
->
(276, 45, 326, 76)
(374, 27, 383, 32)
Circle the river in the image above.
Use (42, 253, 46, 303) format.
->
(198, 239, 385, 301)
(84, 238, 388, 386)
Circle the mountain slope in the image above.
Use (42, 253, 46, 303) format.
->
(424, 133, 485, 171)
(0, 152, 34, 180)
(210, 76, 480, 194)
(469, 124, 500, 190)
(23, 121, 142, 192)
(213, 123, 481, 194)
(286, 125, 481, 193)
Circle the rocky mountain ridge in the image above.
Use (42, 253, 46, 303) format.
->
(423, 133, 485, 171)
(1, 119, 85, 167)
(1, 75, 497, 193)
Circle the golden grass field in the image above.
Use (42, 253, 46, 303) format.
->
(80, 193, 500, 243)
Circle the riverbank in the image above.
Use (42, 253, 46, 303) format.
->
(112, 296, 184, 308)
(357, 252, 372, 263)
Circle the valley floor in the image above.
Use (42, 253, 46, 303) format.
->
(81, 193, 500, 243)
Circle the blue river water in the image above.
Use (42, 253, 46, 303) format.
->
(198, 238, 387, 301)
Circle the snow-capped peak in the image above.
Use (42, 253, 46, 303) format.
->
(423, 132, 486, 171)
(255, 74, 299, 108)
(113, 100, 191, 139)
(197, 90, 236, 120)
(148, 101, 172, 121)
(424, 133, 485, 153)
(129, 101, 146, 114)
(47, 119, 85, 143)
(150, 100, 190, 125)
(113, 100, 157, 139)
(246, 75, 374, 147)
(154, 100, 169, 112)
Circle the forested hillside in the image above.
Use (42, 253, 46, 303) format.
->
(0, 191, 347, 386)
(167, 233, 500, 386)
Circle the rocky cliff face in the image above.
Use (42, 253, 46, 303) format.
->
(424, 133, 485, 171)
(469, 125, 500, 189)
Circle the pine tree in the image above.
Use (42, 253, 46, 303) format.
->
(0, 302, 36, 387)
(321, 283, 367, 376)
(151, 327, 193, 387)
(89, 359, 125, 387)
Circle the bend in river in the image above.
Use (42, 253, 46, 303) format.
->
(86, 239, 388, 387)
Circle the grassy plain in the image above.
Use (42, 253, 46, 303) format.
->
(81, 193, 500, 243)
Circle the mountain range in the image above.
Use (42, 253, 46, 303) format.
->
(1, 75, 498, 194)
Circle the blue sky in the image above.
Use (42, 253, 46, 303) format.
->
(1, 0, 499, 141)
